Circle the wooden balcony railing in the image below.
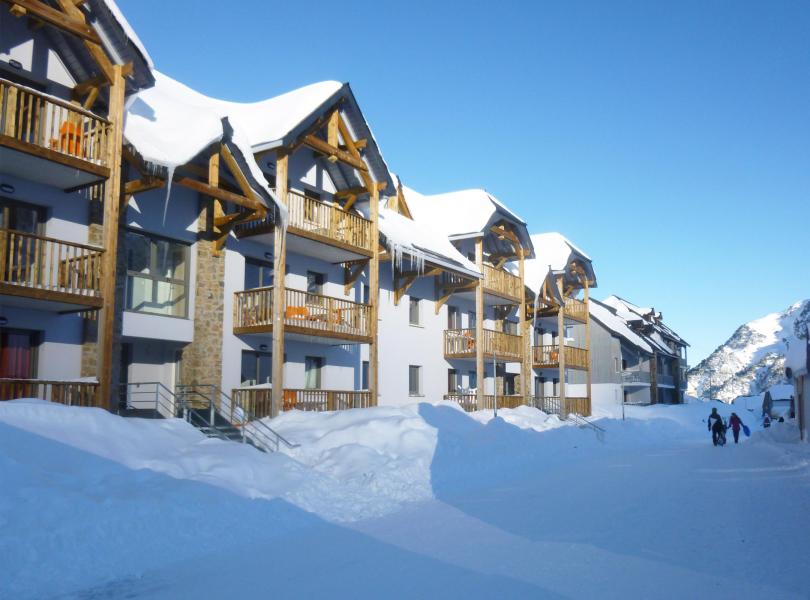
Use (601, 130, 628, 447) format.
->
(0, 78, 111, 169)
(235, 189, 374, 254)
(232, 387, 373, 417)
(234, 286, 372, 341)
(444, 393, 526, 412)
(483, 263, 522, 302)
(532, 344, 589, 370)
(564, 297, 587, 322)
(656, 374, 676, 387)
(443, 328, 523, 361)
(0, 229, 104, 305)
(0, 378, 100, 407)
(622, 370, 651, 384)
(535, 395, 591, 417)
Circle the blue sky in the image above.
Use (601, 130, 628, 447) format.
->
(118, 0, 810, 363)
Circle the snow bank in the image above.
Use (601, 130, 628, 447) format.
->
(469, 405, 566, 432)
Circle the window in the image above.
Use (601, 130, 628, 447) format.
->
(409, 297, 421, 326)
(447, 306, 461, 329)
(0, 199, 44, 234)
(362, 284, 370, 305)
(0, 329, 39, 380)
(244, 258, 273, 290)
(503, 320, 518, 335)
(307, 271, 325, 295)
(125, 230, 189, 317)
(468, 311, 476, 329)
(447, 368, 459, 393)
(469, 370, 477, 390)
(409, 365, 422, 396)
(504, 374, 517, 396)
(305, 356, 324, 389)
(240, 350, 272, 386)
(361, 360, 369, 390)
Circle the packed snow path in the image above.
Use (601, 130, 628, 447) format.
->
(1, 401, 808, 599)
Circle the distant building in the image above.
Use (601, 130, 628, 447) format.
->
(786, 336, 808, 441)
(583, 297, 689, 409)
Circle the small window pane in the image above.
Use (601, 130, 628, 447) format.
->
(126, 275, 153, 312)
(409, 297, 420, 326)
(126, 232, 151, 274)
(409, 365, 421, 396)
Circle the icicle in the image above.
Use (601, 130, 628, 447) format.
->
(161, 164, 176, 227)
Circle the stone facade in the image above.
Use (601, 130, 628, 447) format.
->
(180, 197, 225, 387)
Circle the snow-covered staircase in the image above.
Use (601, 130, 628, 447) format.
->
(120, 382, 296, 452)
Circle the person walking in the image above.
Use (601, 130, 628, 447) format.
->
(728, 412, 745, 444)
(708, 407, 725, 446)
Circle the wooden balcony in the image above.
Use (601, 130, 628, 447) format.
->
(532, 344, 589, 370)
(535, 395, 592, 417)
(233, 286, 372, 343)
(235, 189, 374, 259)
(0, 229, 104, 311)
(0, 378, 100, 407)
(535, 297, 588, 323)
(443, 393, 526, 412)
(0, 78, 111, 189)
(232, 387, 373, 417)
(482, 264, 523, 303)
(443, 328, 523, 361)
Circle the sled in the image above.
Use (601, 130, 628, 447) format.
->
(742, 424, 751, 437)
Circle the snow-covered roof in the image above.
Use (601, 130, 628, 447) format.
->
(98, 0, 154, 69)
(124, 71, 284, 221)
(378, 208, 480, 279)
(602, 295, 688, 354)
(404, 187, 533, 257)
(590, 299, 654, 354)
(521, 232, 596, 296)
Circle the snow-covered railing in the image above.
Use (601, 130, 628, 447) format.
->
(235, 189, 373, 254)
(0, 78, 111, 167)
(232, 387, 373, 416)
(536, 395, 592, 417)
(532, 344, 589, 370)
(482, 264, 522, 302)
(443, 328, 524, 361)
(0, 229, 104, 302)
(0, 379, 100, 407)
(234, 286, 372, 341)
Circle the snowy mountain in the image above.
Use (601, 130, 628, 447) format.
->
(687, 300, 810, 402)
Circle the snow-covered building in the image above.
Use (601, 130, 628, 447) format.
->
(523, 233, 597, 416)
(402, 186, 534, 411)
(600, 296, 689, 405)
(0, 0, 153, 407)
(785, 336, 808, 441)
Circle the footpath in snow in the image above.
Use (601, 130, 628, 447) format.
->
(1, 399, 809, 599)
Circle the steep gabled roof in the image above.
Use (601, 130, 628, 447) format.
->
(590, 299, 654, 355)
(602, 295, 689, 352)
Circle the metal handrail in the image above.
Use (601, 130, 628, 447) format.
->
(177, 384, 297, 451)
(567, 411, 606, 442)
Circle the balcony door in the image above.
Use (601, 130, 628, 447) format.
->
(0, 329, 39, 379)
(0, 199, 45, 286)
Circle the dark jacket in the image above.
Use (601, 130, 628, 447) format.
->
(708, 412, 724, 431)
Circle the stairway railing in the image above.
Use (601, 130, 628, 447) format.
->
(176, 384, 296, 452)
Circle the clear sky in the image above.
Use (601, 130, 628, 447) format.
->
(118, 0, 810, 364)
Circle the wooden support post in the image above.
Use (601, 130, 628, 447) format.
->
(557, 275, 567, 419)
(584, 279, 592, 416)
(208, 151, 225, 254)
(95, 64, 125, 410)
(519, 248, 531, 405)
(369, 184, 380, 406)
(271, 151, 288, 417)
(475, 236, 484, 410)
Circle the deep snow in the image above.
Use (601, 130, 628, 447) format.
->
(1, 399, 808, 599)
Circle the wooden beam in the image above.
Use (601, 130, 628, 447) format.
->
(174, 176, 265, 213)
(123, 177, 164, 196)
(369, 184, 380, 406)
(73, 75, 107, 98)
(220, 144, 261, 203)
(336, 114, 376, 192)
(303, 134, 368, 172)
(53, 0, 115, 83)
(81, 85, 99, 110)
(6, 0, 101, 43)
(327, 109, 339, 148)
(95, 64, 125, 411)
(271, 150, 289, 418)
(339, 138, 367, 151)
(334, 186, 369, 199)
(343, 259, 368, 296)
(393, 271, 418, 306)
